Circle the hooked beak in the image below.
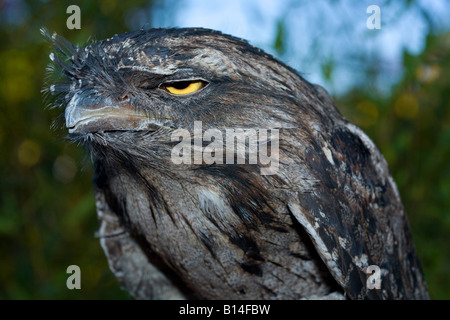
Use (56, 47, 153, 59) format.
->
(65, 93, 170, 134)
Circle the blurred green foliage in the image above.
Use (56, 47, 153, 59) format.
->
(0, 0, 153, 300)
(0, 0, 448, 299)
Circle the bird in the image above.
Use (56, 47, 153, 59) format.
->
(43, 27, 429, 300)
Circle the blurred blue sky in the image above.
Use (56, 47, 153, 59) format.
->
(2, 0, 449, 95)
(139, 0, 450, 95)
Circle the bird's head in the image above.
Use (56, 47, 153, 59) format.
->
(44, 27, 343, 183)
(43, 28, 326, 142)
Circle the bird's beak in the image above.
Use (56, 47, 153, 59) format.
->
(65, 93, 167, 134)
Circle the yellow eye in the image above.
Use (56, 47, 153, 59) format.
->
(164, 80, 206, 95)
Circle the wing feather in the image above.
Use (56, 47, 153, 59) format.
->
(284, 122, 429, 299)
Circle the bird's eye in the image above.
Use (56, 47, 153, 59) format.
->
(163, 80, 206, 95)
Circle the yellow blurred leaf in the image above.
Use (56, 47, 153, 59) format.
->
(17, 139, 41, 167)
(355, 101, 379, 127)
(394, 92, 419, 119)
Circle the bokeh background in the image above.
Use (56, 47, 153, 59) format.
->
(0, 0, 449, 299)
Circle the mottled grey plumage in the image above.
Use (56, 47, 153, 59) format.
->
(43, 27, 429, 299)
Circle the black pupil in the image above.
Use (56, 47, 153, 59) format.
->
(170, 81, 192, 90)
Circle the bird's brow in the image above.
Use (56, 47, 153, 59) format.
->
(118, 65, 175, 75)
